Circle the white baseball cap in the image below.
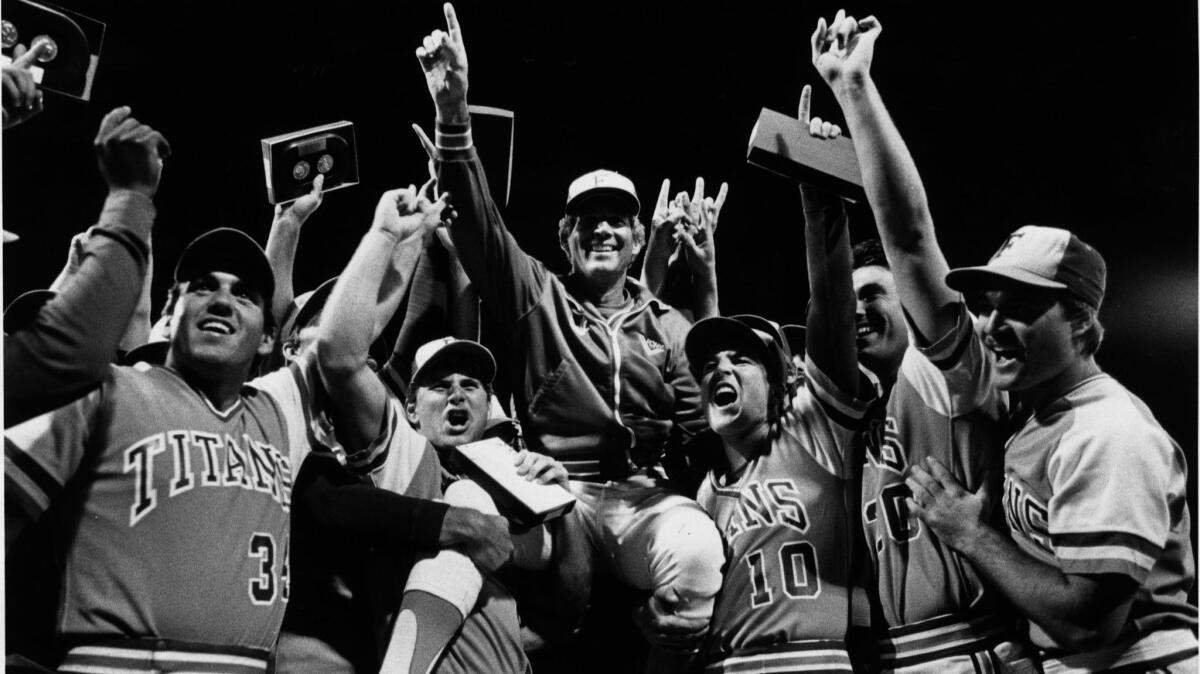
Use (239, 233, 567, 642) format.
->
(946, 225, 1106, 309)
(565, 169, 640, 216)
(409, 337, 497, 389)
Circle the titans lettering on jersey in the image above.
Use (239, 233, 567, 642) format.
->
(1002, 475, 1050, 554)
(3, 364, 321, 650)
(125, 429, 295, 526)
(722, 479, 811, 543)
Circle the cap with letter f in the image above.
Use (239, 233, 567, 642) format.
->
(410, 337, 497, 389)
(945, 225, 1106, 309)
(565, 169, 640, 216)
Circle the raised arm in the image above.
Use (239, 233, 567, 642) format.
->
(316, 186, 446, 452)
(5, 107, 169, 427)
(812, 11, 958, 344)
(797, 85, 859, 394)
(265, 175, 325, 326)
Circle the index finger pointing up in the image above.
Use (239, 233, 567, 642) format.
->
(656, 178, 670, 210)
(692, 177, 705, 204)
(444, 3, 461, 41)
(799, 84, 812, 125)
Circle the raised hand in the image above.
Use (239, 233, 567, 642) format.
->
(371, 185, 450, 244)
(677, 178, 726, 279)
(93, 106, 172, 198)
(811, 9, 881, 89)
(2, 45, 43, 130)
(416, 3, 469, 122)
(274, 174, 325, 226)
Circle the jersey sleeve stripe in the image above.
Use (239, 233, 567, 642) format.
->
(1051, 530, 1162, 558)
(920, 305, 974, 371)
(5, 438, 62, 507)
(1054, 544, 1158, 579)
(5, 473, 50, 519)
(345, 404, 398, 474)
(803, 356, 872, 430)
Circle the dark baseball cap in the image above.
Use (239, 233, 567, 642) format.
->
(174, 228, 275, 306)
(945, 225, 1106, 309)
(685, 316, 788, 390)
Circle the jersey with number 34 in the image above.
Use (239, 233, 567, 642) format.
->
(4, 362, 342, 651)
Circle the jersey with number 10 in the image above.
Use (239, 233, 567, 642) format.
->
(697, 359, 870, 657)
(858, 306, 1010, 626)
(2, 361, 373, 651)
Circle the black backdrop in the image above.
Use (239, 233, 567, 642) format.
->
(3, 0, 1197, 569)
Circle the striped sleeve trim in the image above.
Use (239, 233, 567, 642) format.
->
(5, 438, 61, 515)
(803, 355, 873, 430)
(344, 399, 398, 475)
(435, 120, 473, 159)
(918, 303, 973, 371)
(1052, 530, 1162, 580)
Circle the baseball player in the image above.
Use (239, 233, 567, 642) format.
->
(908, 233, 1198, 671)
(810, 10, 1032, 671)
(415, 8, 725, 665)
(4, 224, 388, 671)
(314, 184, 581, 674)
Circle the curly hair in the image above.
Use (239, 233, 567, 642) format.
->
(557, 213, 647, 264)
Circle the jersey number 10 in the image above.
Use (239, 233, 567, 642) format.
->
(746, 541, 820, 607)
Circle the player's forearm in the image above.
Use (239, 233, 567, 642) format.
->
(832, 79, 959, 340)
(640, 231, 672, 298)
(318, 229, 403, 383)
(956, 524, 1133, 650)
(801, 189, 859, 394)
(690, 272, 719, 321)
(5, 192, 154, 426)
(265, 213, 302, 326)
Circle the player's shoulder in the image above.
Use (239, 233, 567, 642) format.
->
(1048, 373, 1178, 465)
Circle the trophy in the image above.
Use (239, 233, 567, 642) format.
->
(0, 0, 105, 100)
(261, 121, 359, 205)
(747, 108, 865, 201)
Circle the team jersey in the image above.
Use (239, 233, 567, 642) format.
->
(1002, 373, 1197, 665)
(859, 305, 1011, 626)
(697, 357, 870, 666)
(3, 359, 388, 651)
(369, 396, 529, 674)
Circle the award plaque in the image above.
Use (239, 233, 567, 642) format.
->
(261, 121, 359, 205)
(747, 108, 865, 202)
(0, 0, 105, 100)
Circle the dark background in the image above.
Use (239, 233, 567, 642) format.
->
(3, 0, 1196, 585)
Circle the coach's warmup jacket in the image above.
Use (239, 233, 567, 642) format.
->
(434, 121, 705, 483)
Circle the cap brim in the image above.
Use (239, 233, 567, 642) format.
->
(565, 189, 640, 216)
(685, 317, 769, 377)
(174, 228, 276, 305)
(945, 265, 1069, 294)
(411, 341, 497, 388)
(3, 289, 56, 333)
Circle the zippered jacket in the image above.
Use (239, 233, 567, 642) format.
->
(436, 121, 706, 482)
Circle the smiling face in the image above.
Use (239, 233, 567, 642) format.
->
(852, 265, 910, 377)
(167, 271, 272, 377)
(974, 286, 1078, 393)
(699, 348, 771, 441)
(405, 367, 491, 449)
(562, 210, 642, 285)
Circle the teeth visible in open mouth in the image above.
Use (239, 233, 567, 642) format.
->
(591, 244, 616, 252)
(856, 324, 872, 337)
(713, 383, 737, 406)
(199, 319, 233, 335)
